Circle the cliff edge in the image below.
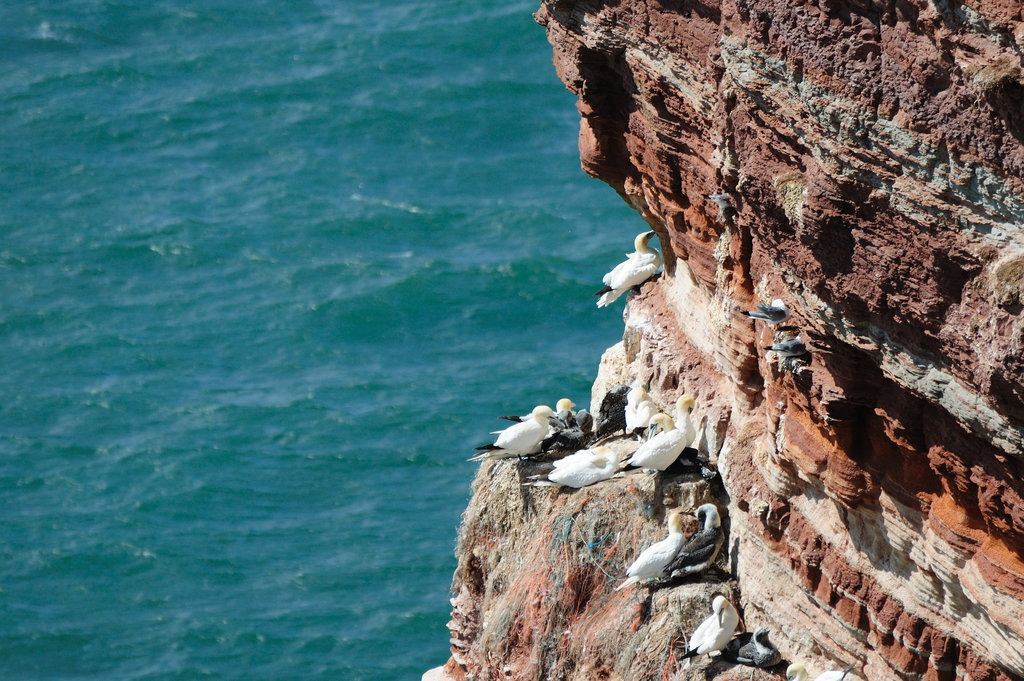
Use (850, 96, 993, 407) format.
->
(431, 1, 1024, 680)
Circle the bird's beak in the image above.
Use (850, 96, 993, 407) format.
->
(645, 230, 656, 239)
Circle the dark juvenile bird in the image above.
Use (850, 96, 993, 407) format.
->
(720, 628, 782, 667)
(765, 336, 809, 357)
(592, 384, 630, 441)
(541, 413, 588, 452)
(664, 503, 724, 580)
(574, 408, 593, 435)
(741, 299, 789, 325)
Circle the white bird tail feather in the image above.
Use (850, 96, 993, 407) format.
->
(614, 576, 640, 591)
(597, 290, 622, 307)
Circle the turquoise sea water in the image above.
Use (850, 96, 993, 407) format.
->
(1, 2, 641, 679)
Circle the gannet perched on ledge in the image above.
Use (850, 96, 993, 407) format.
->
(682, 595, 739, 659)
(664, 503, 723, 579)
(497, 397, 573, 423)
(625, 385, 656, 437)
(673, 393, 696, 445)
(622, 413, 685, 471)
(595, 231, 661, 307)
(471, 405, 555, 461)
(614, 511, 686, 591)
(526, 446, 617, 489)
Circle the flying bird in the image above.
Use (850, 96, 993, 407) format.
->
(471, 405, 556, 461)
(625, 385, 656, 436)
(765, 336, 808, 357)
(786, 663, 857, 681)
(614, 511, 686, 591)
(595, 231, 661, 307)
(682, 595, 740, 659)
(741, 298, 790, 325)
(720, 628, 782, 667)
(664, 503, 724, 579)
(592, 385, 630, 441)
(526, 446, 618, 489)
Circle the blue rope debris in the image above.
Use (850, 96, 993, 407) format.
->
(558, 515, 623, 580)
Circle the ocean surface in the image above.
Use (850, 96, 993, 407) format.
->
(0, 2, 642, 679)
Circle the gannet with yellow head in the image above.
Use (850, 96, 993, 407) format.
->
(664, 503, 723, 579)
(625, 385, 656, 436)
(673, 394, 697, 450)
(595, 231, 661, 308)
(682, 595, 739, 659)
(622, 412, 687, 471)
(614, 511, 686, 591)
(471, 405, 556, 461)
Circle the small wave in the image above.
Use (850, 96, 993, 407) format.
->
(35, 22, 56, 41)
(349, 192, 429, 215)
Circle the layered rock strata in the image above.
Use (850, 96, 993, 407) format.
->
(432, 1, 1024, 680)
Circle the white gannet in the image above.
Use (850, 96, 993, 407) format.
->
(720, 627, 781, 667)
(595, 231, 661, 308)
(673, 394, 697, 448)
(682, 595, 739, 658)
(765, 336, 808, 357)
(592, 384, 630, 441)
(664, 503, 723, 579)
(741, 298, 790, 325)
(787, 662, 856, 681)
(622, 413, 688, 471)
(625, 385, 656, 436)
(471, 405, 556, 461)
(614, 511, 686, 591)
(527, 446, 618, 489)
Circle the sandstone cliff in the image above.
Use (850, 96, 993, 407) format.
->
(430, 2, 1024, 680)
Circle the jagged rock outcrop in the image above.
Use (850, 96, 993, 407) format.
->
(430, 2, 1024, 680)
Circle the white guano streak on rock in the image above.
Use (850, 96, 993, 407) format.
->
(719, 36, 1024, 248)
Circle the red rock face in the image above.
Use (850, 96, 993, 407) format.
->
(526, 1, 1024, 680)
(429, 2, 1024, 681)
